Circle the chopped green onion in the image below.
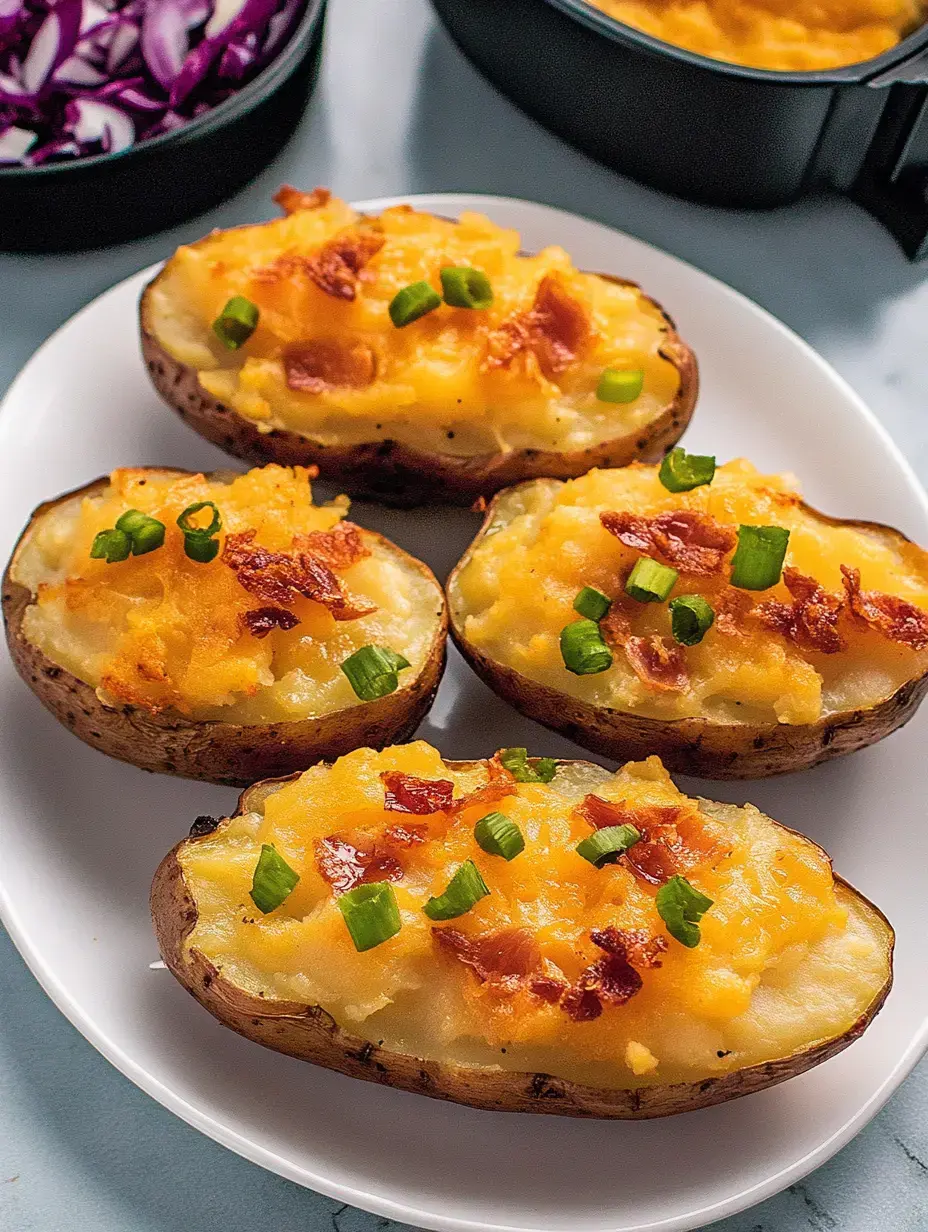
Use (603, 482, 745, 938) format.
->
(249, 844, 300, 914)
(115, 509, 165, 556)
(389, 281, 441, 327)
(499, 748, 557, 783)
(656, 875, 713, 947)
(177, 501, 222, 564)
(474, 812, 525, 860)
(90, 528, 130, 563)
(440, 266, 493, 309)
(669, 595, 715, 646)
(560, 619, 613, 675)
(596, 367, 644, 403)
(213, 296, 259, 350)
(341, 645, 411, 701)
(658, 447, 716, 493)
(423, 859, 490, 920)
(183, 535, 220, 563)
(337, 882, 402, 952)
(625, 557, 678, 603)
(730, 525, 790, 590)
(573, 585, 611, 622)
(575, 823, 641, 868)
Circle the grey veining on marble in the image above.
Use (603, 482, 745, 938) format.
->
(1, 1, 927, 1229)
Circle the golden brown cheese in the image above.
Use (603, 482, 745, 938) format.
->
(179, 742, 889, 1089)
(145, 196, 682, 456)
(11, 466, 440, 723)
(592, 0, 925, 71)
(449, 460, 928, 725)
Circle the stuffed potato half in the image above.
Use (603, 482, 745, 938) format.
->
(448, 459, 928, 778)
(151, 742, 893, 1118)
(2, 465, 446, 785)
(140, 189, 697, 505)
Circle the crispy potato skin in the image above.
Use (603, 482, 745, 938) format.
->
(2, 473, 447, 786)
(151, 762, 893, 1119)
(448, 484, 928, 779)
(139, 264, 698, 507)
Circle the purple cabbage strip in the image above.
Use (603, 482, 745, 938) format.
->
(0, 0, 307, 166)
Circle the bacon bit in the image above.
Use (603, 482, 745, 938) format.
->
(576, 795, 681, 833)
(623, 811, 716, 886)
(381, 772, 455, 815)
(296, 522, 370, 571)
(561, 929, 651, 1022)
(754, 567, 847, 654)
(471, 496, 487, 514)
(433, 927, 541, 989)
(284, 338, 377, 394)
(240, 606, 300, 639)
(601, 510, 737, 576)
(382, 822, 429, 847)
(574, 795, 691, 886)
(222, 529, 375, 621)
(529, 975, 569, 1003)
(314, 835, 403, 894)
(625, 636, 689, 692)
(306, 226, 385, 301)
(841, 565, 928, 651)
(714, 587, 754, 636)
(447, 756, 518, 816)
(484, 274, 589, 379)
(593, 926, 667, 970)
(273, 185, 331, 214)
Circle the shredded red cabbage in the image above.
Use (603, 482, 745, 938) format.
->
(0, 0, 306, 165)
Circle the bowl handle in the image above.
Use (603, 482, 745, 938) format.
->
(852, 53, 928, 258)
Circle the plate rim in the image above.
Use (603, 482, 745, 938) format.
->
(1, 192, 926, 1232)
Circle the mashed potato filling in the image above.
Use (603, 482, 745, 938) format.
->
(147, 197, 682, 456)
(12, 466, 440, 723)
(594, 0, 925, 72)
(180, 742, 890, 1089)
(450, 460, 928, 725)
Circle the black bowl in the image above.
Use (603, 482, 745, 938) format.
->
(430, 0, 928, 258)
(0, 0, 327, 253)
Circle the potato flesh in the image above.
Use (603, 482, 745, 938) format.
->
(449, 460, 928, 724)
(179, 742, 890, 1090)
(147, 200, 681, 456)
(12, 466, 441, 723)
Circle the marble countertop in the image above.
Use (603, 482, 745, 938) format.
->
(1, 1, 927, 1228)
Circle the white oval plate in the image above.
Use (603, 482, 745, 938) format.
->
(1, 195, 926, 1232)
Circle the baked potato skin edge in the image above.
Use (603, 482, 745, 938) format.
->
(149, 766, 893, 1120)
(2, 475, 448, 787)
(139, 271, 698, 508)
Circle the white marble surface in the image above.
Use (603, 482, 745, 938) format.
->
(1, 0, 927, 1228)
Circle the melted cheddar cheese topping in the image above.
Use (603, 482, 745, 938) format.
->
(592, 0, 925, 71)
(180, 742, 890, 1088)
(12, 466, 441, 723)
(450, 460, 928, 725)
(146, 196, 682, 457)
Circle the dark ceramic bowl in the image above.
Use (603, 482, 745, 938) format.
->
(431, 0, 928, 258)
(0, 0, 327, 253)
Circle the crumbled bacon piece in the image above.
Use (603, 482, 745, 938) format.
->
(592, 926, 667, 970)
(222, 529, 374, 621)
(305, 226, 385, 301)
(529, 975, 569, 1003)
(433, 927, 541, 989)
(601, 510, 737, 576)
(714, 587, 754, 636)
(381, 772, 455, 815)
(240, 606, 300, 639)
(314, 835, 403, 894)
(561, 930, 651, 1022)
(754, 567, 846, 654)
(447, 756, 518, 816)
(623, 811, 716, 886)
(625, 635, 689, 692)
(273, 185, 331, 214)
(841, 565, 928, 650)
(576, 795, 681, 833)
(484, 275, 589, 379)
(284, 338, 377, 393)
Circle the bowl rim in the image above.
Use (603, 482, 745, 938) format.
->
(541, 0, 928, 85)
(0, 0, 326, 180)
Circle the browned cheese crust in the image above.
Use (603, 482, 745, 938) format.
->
(2, 473, 447, 786)
(140, 263, 698, 507)
(149, 762, 893, 1119)
(447, 485, 928, 779)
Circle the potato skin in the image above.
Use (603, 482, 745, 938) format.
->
(2, 473, 447, 787)
(150, 762, 893, 1119)
(139, 263, 698, 507)
(448, 484, 928, 779)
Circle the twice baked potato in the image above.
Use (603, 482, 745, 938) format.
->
(140, 188, 697, 505)
(3, 465, 446, 785)
(448, 458, 928, 778)
(152, 741, 893, 1118)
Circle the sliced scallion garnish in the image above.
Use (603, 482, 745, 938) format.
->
(560, 619, 613, 675)
(337, 882, 402, 951)
(115, 509, 165, 556)
(656, 875, 713, 947)
(499, 748, 557, 783)
(341, 645, 411, 701)
(90, 528, 131, 564)
(669, 595, 715, 646)
(249, 844, 300, 914)
(440, 266, 493, 309)
(596, 367, 644, 403)
(213, 296, 259, 350)
(474, 812, 525, 861)
(575, 823, 641, 868)
(423, 860, 490, 920)
(389, 281, 441, 327)
(625, 557, 678, 603)
(730, 525, 790, 591)
(177, 500, 222, 564)
(573, 585, 611, 622)
(658, 447, 716, 493)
